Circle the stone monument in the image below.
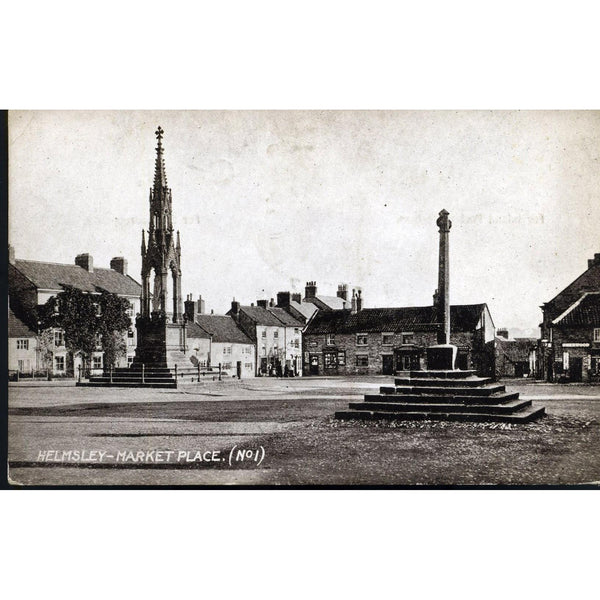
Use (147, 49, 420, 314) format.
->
(335, 210, 546, 422)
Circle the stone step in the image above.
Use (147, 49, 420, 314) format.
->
(368, 391, 520, 405)
(394, 376, 492, 388)
(334, 405, 546, 424)
(350, 398, 532, 414)
(76, 381, 177, 389)
(395, 369, 478, 379)
(380, 383, 505, 396)
(89, 376, 175, 384)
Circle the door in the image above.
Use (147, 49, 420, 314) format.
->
(570, 357, 583, 382)
(382, 354, 394, 375)
(309, 354, 319, 375)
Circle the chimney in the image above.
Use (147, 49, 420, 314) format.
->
(588, 253, 600, 269)
(351, 289, 357, 314)
(277, 291, 291, 308)
(231, 299, 240, 319)
(110, 257, 128, 276)
(197, 295, 205, 315)
(291, 293, 302, 304)
(305, 281, 317, 299)
(8, 245, 15, 265)
(184, 294, 196, 322)
(497, 328, 509, 339)
(269, 298, 275, 308)
(356, 288, 363, 312)
(337, 283, 348, 301)
(257, 299, 268, 309)
(75, 253, 93, 272)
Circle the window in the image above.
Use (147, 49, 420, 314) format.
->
(127, 329, 135, 346)
(127, 356, 134, 366)
(402, 333, 414, 345)
(223, 346, 232, 355)
(274, 330, 279, 339)
(326, 334, 336, 345)
(594, 328, 600, 342)
(54, 330, 64, 347)
(245, 362, 253, 370)
(222, 362, 232, 370)
(261, 346, 267, 356)
(55, 356, 65, 371)
(356, 355, 369, 367)
(356, 334, 368, 346)
(95, 333, 102, 348)
(294, 328, 300, 334)
(16, 339, 29, 350)
(337, 351, 346, 366)
(324, 351, 337, 369)
(261, 330, 267, 338)
(93, 355, 102, 370)
(293, 339, 300, 349)
(94, 303, 102, 317)
(126, 302, 134, 318)
(382, 334, 393, 345)
(18, 359, 31, 371)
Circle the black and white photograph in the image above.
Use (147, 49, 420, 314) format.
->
(6, 109, 600, 487)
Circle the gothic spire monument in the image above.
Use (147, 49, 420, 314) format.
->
(133, 127, 187, 369)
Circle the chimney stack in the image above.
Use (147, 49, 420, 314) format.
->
(305, 281, 317, 299)
(231, 299, 240, 319)
(337, 283, 348, 301)
(588, 253, 600, 269)
(257, 299, 268, 309)
(184, 294, 197, 322)
(356, 288, 363, 312)
(497, 328, 509, 339)
(75, 253, 94, 272)
(269, 298, 275, 308)
(8, 245, 15, 265)
(351, 289, 357, 314)
(277, 291, 291, 308)
(291, 293, 302, 304)
(110, 257, 128, 276)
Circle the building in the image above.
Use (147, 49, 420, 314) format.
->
(182, 296, 256, 378)
(303, 303, 495, 376)
(495, 329, 537, 379)
(8, 306, 38, 375)
(8, 249, 141, 375)
(228, 300, 304, 376)
(302, 281, 353, 311)
(275, 291, 318, 325)
(538, 253, 600, 382)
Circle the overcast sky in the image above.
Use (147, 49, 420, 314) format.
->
(8, 110, 600, 333)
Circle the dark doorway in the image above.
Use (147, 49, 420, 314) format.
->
(570, 357, 583, 382)
(382, 354, 394, 375)
(309, 354, 319, 375)
(456, 350, 469, 370)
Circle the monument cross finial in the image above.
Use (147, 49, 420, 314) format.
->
(155, 126, 164, 142)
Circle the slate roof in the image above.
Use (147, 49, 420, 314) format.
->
(552, 292, 600, 327)
(237, 305, 284, 327)
(289, 300, 318, 321)
(193, 314, 254, 344)
(267, 307, 304, 327)
(12, 259, 142, 296)
(305, 304, 487, 335)
(8, 307, 37, 338)
(306, 295, 348, 310)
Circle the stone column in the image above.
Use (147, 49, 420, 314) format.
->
(436, 209, 452, 345)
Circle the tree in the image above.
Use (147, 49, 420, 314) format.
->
(97, 290, 131, 368)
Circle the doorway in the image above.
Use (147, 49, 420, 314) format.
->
(382, 354, 394, 375)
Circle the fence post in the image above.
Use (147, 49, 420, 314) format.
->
(197, 363, 200, 382)
(142, 363, 145, 384)
(175, 364, 178, 386)
(219, 363, 222, 381)
(110, 365, 113, 384)
(78, 365, 81, 383)
(16, 369, 19, 382)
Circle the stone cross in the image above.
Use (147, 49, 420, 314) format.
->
(436, 209, 452, 345)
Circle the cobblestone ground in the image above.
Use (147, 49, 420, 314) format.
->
(8, 377, 600, 486)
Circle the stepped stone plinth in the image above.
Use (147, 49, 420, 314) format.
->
(335, 369, 546, 423)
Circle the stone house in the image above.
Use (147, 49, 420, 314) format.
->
(538, 253, 600, 382)
(303, 303, 495, 377)
(495, 329, 537, 379)
(8, 249, 141, 376)
(228, 300, 304, 376)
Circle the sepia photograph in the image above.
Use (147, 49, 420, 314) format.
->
(7, 109, 600, 487)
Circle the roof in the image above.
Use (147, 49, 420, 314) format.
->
(267, 307, 304, 327)
(552, 292, 600, 327)
(12, 259, 142, 296)
(544, 258, 600, 319)
(305, 295, 348, 310)
(237, 305, 285, 327)
(8, 307, 36, 338)
(305, 304, 487, 335)
(289, 300, 318, 321)
(193, 314, 254, 344)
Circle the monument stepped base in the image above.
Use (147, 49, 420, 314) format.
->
(335, 369, 546, 423)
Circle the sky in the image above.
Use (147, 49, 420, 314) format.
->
(8, 110, 600, 333)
